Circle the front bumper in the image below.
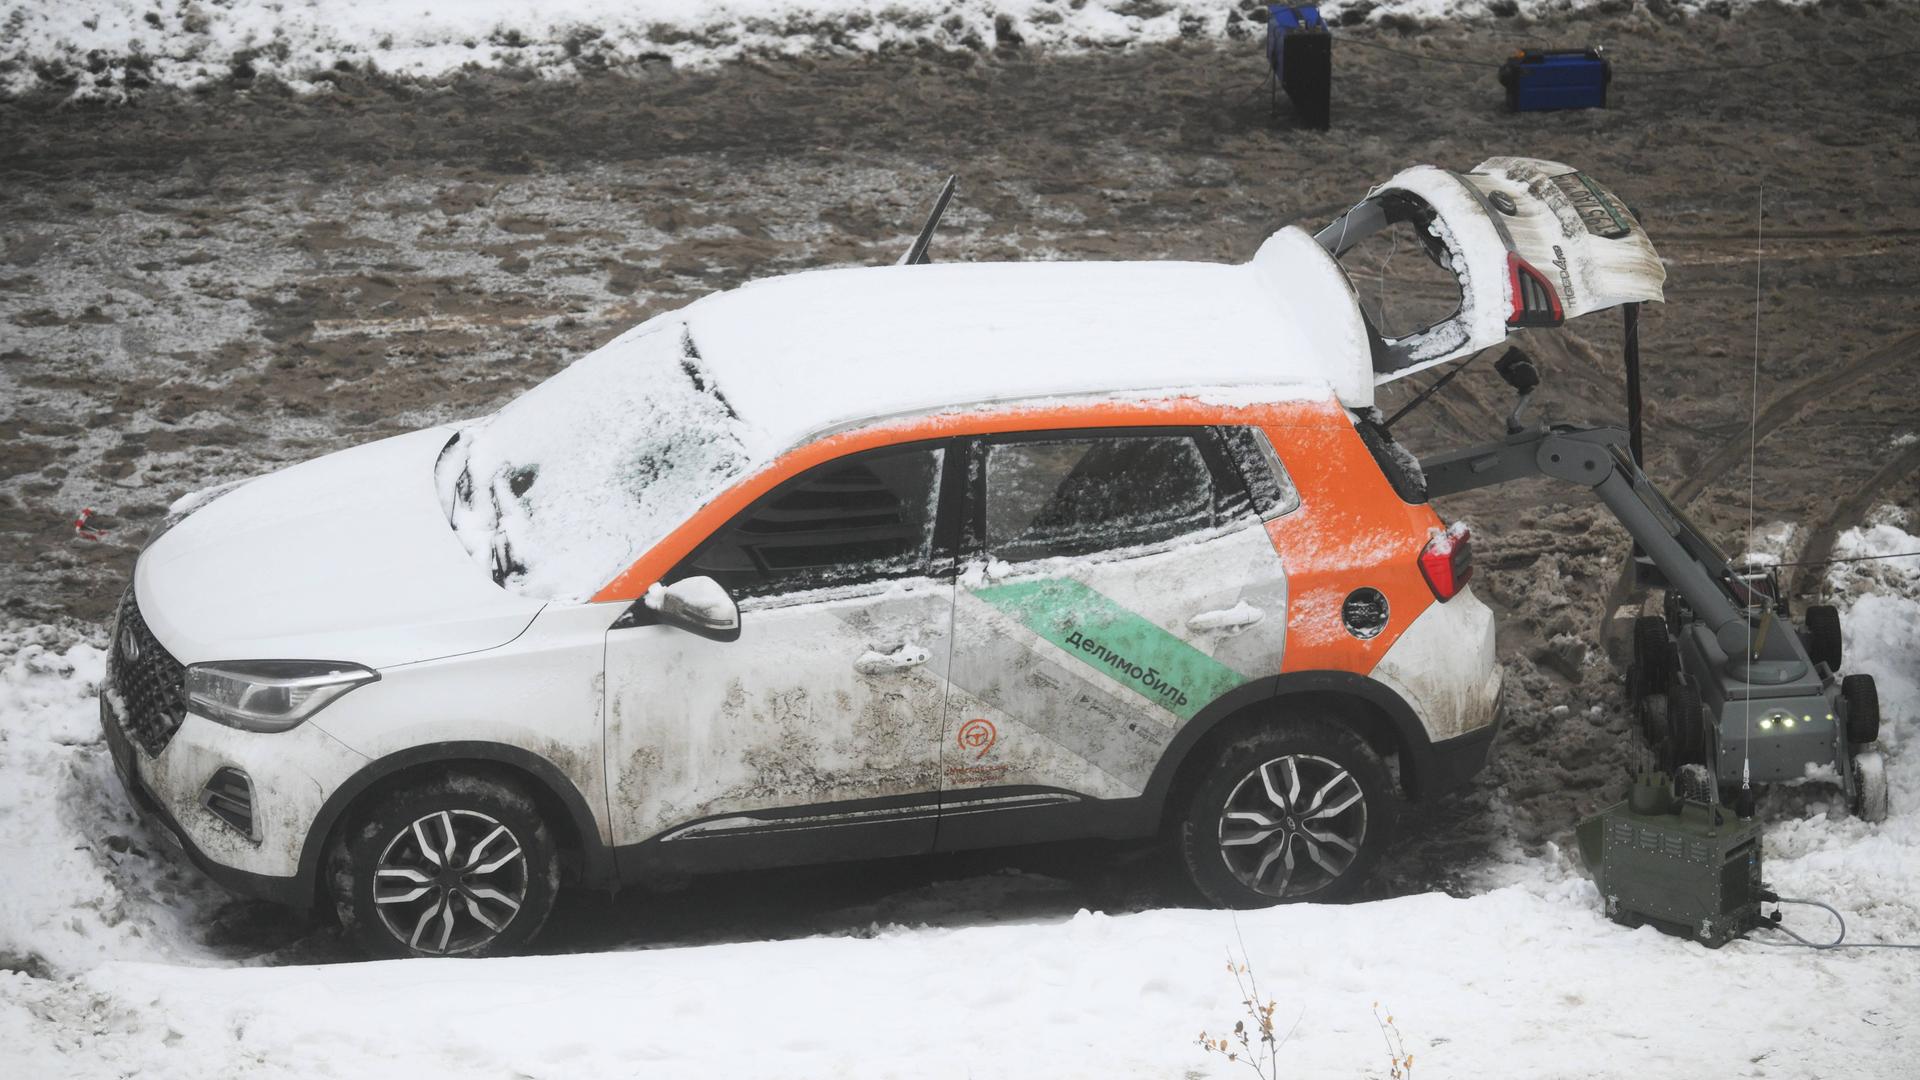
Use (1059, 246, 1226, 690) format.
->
(100, 690, 369, 910)
(100, 695, 311, 906)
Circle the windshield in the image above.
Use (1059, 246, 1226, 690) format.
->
(436, 320, 762, 602)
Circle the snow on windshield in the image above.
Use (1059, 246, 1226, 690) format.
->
(436, 320, 763, 602)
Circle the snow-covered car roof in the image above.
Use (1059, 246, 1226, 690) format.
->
(439, 225, 1373, 602)
(680, 223, 1377, 446)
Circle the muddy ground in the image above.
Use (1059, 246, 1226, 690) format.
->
(3, 4, 1919, 959)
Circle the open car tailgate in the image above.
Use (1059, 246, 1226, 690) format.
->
(1316, 156, 1666, 382)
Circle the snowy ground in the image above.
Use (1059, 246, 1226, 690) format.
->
(2, 515, 1915, 1077)
(5, 0, 1821, 101)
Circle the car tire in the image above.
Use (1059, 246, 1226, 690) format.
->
(1803, 605, 1843, 671)
(1842, 673, 1880, 744)
(329, 769, 561, 959)
(1178, 717, 1394, 908)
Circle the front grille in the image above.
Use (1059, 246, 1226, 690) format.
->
(109, 587, 188, 757)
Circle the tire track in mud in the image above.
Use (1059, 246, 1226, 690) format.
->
(1599, 327, 1920, 653)
(1668, 328, 1920, 509)
(1789, 438, 1920, 600)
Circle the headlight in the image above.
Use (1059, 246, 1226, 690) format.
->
(185, 660, 378, 733)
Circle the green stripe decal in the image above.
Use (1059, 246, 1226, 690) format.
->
(973, 578, 1247, 721)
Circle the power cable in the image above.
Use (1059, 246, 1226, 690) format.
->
(1766, 550, 1920, 568)
(1751, 896, 1920, 951)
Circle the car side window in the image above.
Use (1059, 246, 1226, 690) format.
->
(676, 446, 945, 598)
(984, 435, 1217, 562)
(1216, 426, 1301, 519)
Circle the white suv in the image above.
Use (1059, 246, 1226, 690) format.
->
(103, 158, 1658, 956)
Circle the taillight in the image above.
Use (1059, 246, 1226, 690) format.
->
(1506, 251, 1564, 328)
(1420, 523, 1474, 600)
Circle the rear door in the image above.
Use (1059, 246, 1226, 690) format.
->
(934, 426, 1296, 846)
(1315, 156, 1666, 380)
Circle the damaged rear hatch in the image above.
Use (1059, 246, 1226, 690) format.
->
(1315, 156, 1667, 382)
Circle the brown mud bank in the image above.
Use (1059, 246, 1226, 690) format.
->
(3, 4, 1917, 949)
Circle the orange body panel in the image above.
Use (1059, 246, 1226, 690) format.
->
(1262, 422, 1444, 675)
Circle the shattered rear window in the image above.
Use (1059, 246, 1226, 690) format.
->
(436, 321, 760, 602)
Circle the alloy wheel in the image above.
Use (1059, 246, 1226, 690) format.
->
(373, 809, 529, 955)
(1216, 753, 1369, 899)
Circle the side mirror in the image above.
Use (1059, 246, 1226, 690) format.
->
(642, 576, 741, 642)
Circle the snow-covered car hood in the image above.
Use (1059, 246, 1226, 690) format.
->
(135, 426, 547, 670)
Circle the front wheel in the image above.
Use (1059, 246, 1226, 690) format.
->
(1852, 750, 1889, 824)
(328, 770, 561, 959)
(1179, 718, 1395, 908)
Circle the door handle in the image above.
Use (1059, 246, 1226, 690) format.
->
(854, 643, 931, 675)
(1187, 601, 1265, 635)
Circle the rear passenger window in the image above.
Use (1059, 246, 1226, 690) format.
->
(1217, 426, 1300, 519)
(677, 447, 944, 598)
(985, 435, 1216, 562)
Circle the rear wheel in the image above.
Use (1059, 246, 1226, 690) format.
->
(328, 770, 560, 959)
(1852, 750, 1889, 824)
(1803, 605, 1843, 671)
(1631, 616, 1675, 704)
(1639, 691, 1670, 745)
(1843, 674, 1880, 744)
(1179, 718, 1394, 908)
(1661, 679, 1706, 775)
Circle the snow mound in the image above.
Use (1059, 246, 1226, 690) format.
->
(1745, 511, 1920, 942)
(0, 627, 227, 979)
(4, 0, 1821, 101)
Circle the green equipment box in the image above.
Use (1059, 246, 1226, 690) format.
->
(1576, 774, 1763, 948)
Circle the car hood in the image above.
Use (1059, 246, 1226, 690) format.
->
(136, 426, 547, 670)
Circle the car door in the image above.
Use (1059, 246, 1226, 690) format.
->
(935, 426, 1296, 846)
(605, 439, 962, 873)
